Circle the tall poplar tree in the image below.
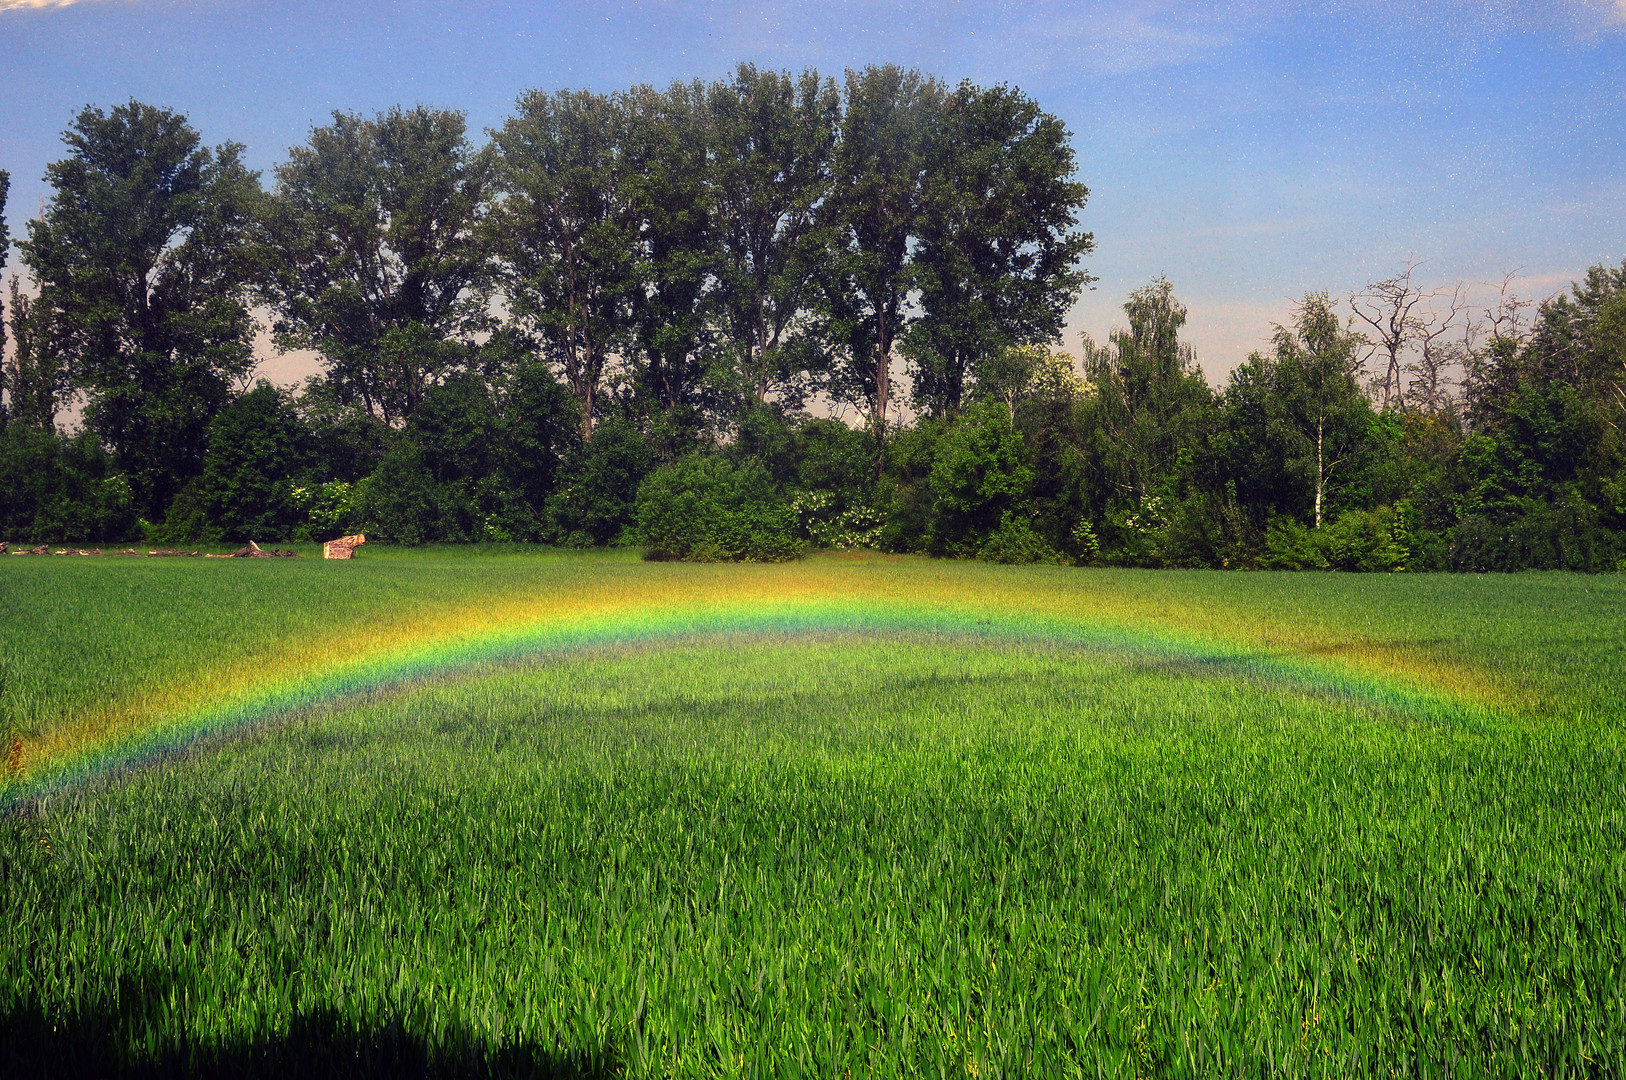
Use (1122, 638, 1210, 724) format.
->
(623, 80, 715, 419)
(491, 90, 641, 443)
(20, 103, 261, 518)
(708, 64, 840, 410)
(908, 82, 1093, 419)
(0, 169, 10, 427)
(4, 276, 62, 431)
(823, 66, 944, 437)
(263, 106, 493, 425)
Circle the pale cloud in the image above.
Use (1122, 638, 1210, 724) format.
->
(985, 0, 1626, 83)
(1338, 0, 1626, 38)
(997, 1, 1272, 79)
(0, 0, 150, 10)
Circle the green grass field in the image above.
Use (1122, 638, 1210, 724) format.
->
(2, 551, 1623, 1076)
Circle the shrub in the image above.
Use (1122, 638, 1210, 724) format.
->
(289, 481, 359, 543)
(978, 514, 1064, 564)
(549, 420, 652, 547)
(1260, 505, 1415, 571)
(793, 489, 887, 550)
(926, 400, 1033, 556)
(0, 425, 137, 543)
(196, 381, 312, 542)
(635, 455, 802, 562)
(353, 443, 476, 545)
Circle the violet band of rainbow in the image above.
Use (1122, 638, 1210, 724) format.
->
(4, 594, 1497, 810)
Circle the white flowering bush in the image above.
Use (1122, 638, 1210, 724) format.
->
(791, 490, 887, 550)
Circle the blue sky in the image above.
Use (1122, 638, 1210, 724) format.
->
(2, 0, 1623, 382)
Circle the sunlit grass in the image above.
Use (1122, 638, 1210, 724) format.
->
(1, 551, 1623, 1074)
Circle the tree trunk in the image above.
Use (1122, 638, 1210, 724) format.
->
(582, 376, 595, 444)
(875, 337, 889, 433)
(755, 295, 769, 404)
(1314, 417, 1325, 529)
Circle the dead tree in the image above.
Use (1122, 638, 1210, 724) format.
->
(1462, 271, 1531, 430)
(1351, 259, 1428, 413)
(1405, 282, 1468, 416)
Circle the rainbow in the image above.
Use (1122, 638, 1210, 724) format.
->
(3, 566, 1504, 811)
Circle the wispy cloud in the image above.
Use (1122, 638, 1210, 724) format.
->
(0, 0, 88, 10)
(998, 1, 1269, 78)
(1339, 0, 1626, 39)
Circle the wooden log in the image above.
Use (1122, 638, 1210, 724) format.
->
(323, 533, 366, 560)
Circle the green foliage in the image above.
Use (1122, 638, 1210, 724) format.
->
(705, 65, 839, 410)
(343, 366, 580, 546)
(10, 84, 1626, 570)
(1083, 278, 1213, 509)
(289, 481, 357, 542)
(196, 381, 313, 542)
(549, 420, 652, 547)
(490, 89, 641, 443)
(823, 66, 944, 426)
(791, 488, 886, 550)
(20, 101, 262, 519)
(926, 400, 1033, 555)
(635, 453, 801, 561)
(262, 106, 492, 425)
(351, 442, 465, 546)
(1261, 504, 1415, 572)
(2, 276, 64, 433)
(906, 83, 1092, 418)
(976, 512, 1063, 563)
(0, 425, 136, 543)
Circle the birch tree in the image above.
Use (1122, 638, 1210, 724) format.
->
(1270, 293, 1368, 528)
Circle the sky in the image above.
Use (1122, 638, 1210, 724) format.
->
(1, 0, 1623, 385)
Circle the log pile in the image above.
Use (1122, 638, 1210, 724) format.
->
(205, 541, 299, 559)
(323, 534, 366, 560)
(1, 541, 298, 558)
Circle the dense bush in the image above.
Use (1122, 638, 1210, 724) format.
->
(977, 513, 1063, 564)
(0, 425, 136, 543)
(548, 420, 651, 548)
(195, 382, 313, 542)
(635, 454, 802, 562)
(925, 400, 1033, 556)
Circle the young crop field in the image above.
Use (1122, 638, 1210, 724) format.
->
(1, 550, 1623, 1076)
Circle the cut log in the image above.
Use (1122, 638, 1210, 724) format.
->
(323, 533, 366, 560)
(0, 542, 8, 555)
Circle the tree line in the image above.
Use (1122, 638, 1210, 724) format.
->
(1, 65, 1622, 570)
